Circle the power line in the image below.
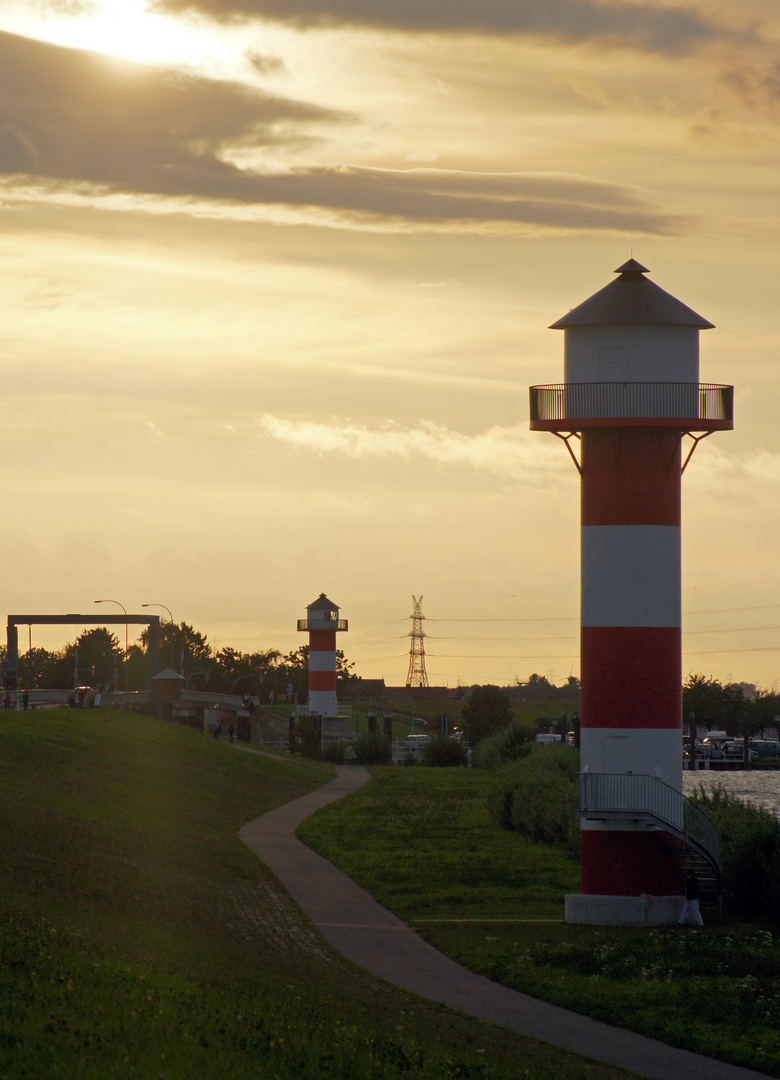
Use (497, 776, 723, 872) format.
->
(428, 617, 576, 624)
(428, 653, 579, 660)
(684, 604, 780, 616)
(424, 625, 780, 643)
(682, 646, 780, 656)
(349, 636, 408, 646)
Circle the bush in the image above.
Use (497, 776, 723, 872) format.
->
(487, 744, 580, 857)
(354, 733, 391, 765)
(421, 735, 468, 767)
(293, 715, 322, 759)
(321, 741, 346, 764)
(460, 685, 513, 744)
(691, 785, 780, 923)
(471, 722, 533, 770)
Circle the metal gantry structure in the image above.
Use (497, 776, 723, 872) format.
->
(405, 595, 429, 688)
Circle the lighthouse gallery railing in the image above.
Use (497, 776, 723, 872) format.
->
(579, 772, 721, 875)
(530, 382, 733, 423)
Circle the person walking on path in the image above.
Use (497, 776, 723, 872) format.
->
(679, 870, 704, 927)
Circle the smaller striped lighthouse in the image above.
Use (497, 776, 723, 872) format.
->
(297, 594, 348, 717)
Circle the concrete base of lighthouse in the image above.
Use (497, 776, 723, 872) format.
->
(565, 893, 685, 926)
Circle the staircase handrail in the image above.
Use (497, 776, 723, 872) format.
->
(579, 772, 720, 872)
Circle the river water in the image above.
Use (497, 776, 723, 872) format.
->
(682, 770, 780, 819)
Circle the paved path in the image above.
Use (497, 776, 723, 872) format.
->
(239, 764, 770, 1080)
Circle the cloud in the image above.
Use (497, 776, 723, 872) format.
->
(0, 31, 345, 196)
(717, 62, 780, 116)
(0, 33, 684, 234)
(692, 444, 780, 487)
(258, 414, 568, 483)
(245, 49, 287, 75)
(153, 0, 737, 54)
(35, 0, 98, 13)
(259, 415, 780, 504)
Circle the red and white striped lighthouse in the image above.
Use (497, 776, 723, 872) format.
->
(530, 259, 733, 924)
(297, 593, 348, 717)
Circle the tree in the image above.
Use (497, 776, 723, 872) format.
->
(336, 649, 358, 684)
(754, 688, 780, 733)
(211, 647, 270, 696)
(522, 673, 555, 702)
(140, 621, 211, 678)
(683, 673, 727, 731)
(422, 735, 468, 767)
(460, 685, 513, 745)
(71, 628, 121, 689)
(18, 647, 53, 690)
(277, 646, 309, 703)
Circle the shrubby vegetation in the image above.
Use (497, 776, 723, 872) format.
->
(319, 741, 346, 764)
(487, 744, 580, 857)
(353, 732, 392, 765)
(516, 672, 581, 703)
(459, 684, 513, 744)
(291, 714, 324, 759)
(470, 721, 535, 769)
(692, 785, 780, 923)
(421, 735, 468, 767)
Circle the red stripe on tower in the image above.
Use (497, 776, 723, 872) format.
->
(530, 258, 733, 925)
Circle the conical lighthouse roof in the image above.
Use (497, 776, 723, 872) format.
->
(307, 592, 339, 613)
(550, 260, 714, 330)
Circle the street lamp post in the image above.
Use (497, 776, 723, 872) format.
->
(95, 599, 128, 692)
(142, 604, 175, 670)
(231, 673, 260, 696)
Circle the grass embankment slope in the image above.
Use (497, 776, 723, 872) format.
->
(299, 767, 780, 1078)
(1, 709, 636, 1080)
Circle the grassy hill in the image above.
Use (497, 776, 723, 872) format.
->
(0, 707, 635, 1080)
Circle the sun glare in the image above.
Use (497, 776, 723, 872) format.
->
(2, 0, 210, 68)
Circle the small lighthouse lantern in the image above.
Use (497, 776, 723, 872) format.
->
(297, 593, 348, 717)
(530, 259, 733, 926)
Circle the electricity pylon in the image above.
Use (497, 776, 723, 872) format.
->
(406, 595, 429, 688)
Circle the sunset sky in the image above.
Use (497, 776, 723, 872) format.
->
(2, 0, 780, 689)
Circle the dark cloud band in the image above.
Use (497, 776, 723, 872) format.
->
(153, 0, 727, 54)
(0, 32, 684, 235)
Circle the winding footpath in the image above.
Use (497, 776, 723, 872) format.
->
(238, 763, 770, 1080)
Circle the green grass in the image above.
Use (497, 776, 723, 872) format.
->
(0, 708, 638, 1080)
(299, 767, 579, 919)
(298, 766, 780, 1077)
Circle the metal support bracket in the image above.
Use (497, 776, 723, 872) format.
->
(681, 430, 713, 475)
(551, 431, 582, 474)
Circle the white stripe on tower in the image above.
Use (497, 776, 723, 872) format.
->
(581, 525, 680, 627)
